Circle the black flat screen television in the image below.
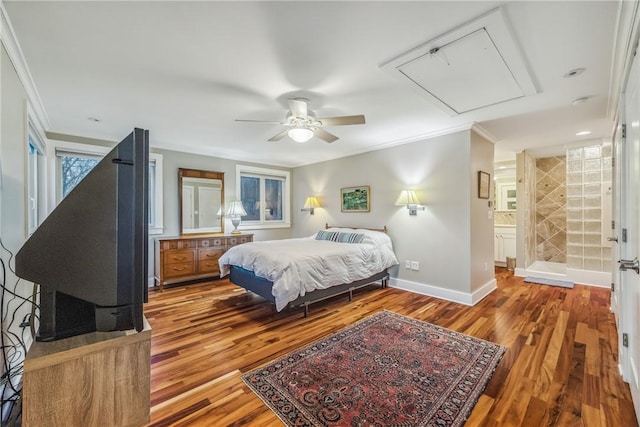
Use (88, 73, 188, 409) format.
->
(15, 128, 149, 341)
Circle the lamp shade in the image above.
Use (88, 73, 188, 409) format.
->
(303, 196, 320, 210)
(226, 200, 247, 216)
(288, 127, 314, 143)
(395, 189, 422, 206)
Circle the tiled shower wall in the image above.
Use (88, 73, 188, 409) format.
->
(566, 144, 612, 272)
(536, 156, 567, 262)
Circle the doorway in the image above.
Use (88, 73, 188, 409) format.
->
(616, 47, 640, 422)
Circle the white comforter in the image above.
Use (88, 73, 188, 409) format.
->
(219, 229, 398, 311)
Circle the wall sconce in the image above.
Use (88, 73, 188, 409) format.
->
(301, 196, 320, 215)
(395, 190, 425, 215)
(226, 201, 247, 234)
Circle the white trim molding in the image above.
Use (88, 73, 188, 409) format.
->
(389, 277, 497, 306)
(0, 3, 50, 132)
(607, 0, 640, 122)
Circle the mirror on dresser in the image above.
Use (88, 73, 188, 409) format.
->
(178, 168, 224, 234)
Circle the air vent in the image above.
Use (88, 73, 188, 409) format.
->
(381, 7, 538, 115)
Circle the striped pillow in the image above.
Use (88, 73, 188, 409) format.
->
(315, 230, 365, 243)
(315, 230, 339, 241)
(336, 232, 365, 243)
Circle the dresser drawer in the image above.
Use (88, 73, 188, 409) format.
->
(226, 235, 252, 246)
(164, 262, 196, 278)
(199, 248, 224, 262)
(199, 238, 224, 248)
(162, 240, 196, 250)
(164, 250, 195, 264)
(198, 248, 223, 274)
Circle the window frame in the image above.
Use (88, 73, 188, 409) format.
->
(236, 164, 291, 230)
(47, 140, 164, 235)
(26, 119, 47, 236)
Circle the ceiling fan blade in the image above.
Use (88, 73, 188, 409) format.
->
(289, 98, 308, 118)
(318, 115, 366, 126)
(235, 119, 283, 124)
(314, 128, 339, 143)
(267, 129, 289, 142)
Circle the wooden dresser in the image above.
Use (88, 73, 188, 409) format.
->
(154, 234, 253, 290)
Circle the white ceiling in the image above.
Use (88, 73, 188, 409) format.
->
(3, 1, 621, 167)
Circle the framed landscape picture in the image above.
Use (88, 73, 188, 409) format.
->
(341, 186, 370, 212)
(478, 171, 491, 199)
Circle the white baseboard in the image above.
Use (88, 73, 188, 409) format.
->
(515, 266, 611, 288)
(514, 267, 528, 278)
(472, 278, 498, 304)
(389, 277, 497, 306)
(565, 268, 611, 288)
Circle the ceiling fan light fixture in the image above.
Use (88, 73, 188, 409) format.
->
(288, 127, 314, 143)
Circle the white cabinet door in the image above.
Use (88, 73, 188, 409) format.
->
(502, 232, 516, 259)
(494, 228, 516, 263)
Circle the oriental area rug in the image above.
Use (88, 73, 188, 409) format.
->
(242, 310, 506, 427)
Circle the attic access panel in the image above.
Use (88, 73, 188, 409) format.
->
(381, 7, 538, 116)
(398, 28, 524, 114)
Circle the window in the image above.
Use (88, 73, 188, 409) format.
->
(59, 151, 100, 198)
(49, 140, 164, 234)
(27, 123, 46, 235)
(236, 165, 290, 229)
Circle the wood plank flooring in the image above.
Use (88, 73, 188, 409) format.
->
(144, 268, 639, 426)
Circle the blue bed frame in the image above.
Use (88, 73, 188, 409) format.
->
(229, 265, 389, 317)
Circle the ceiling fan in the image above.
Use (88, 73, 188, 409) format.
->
(235, 98, 365, 143)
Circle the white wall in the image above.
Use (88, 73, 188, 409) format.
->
(470, 130, 495, 294)
(292, 129, 495, 304)
(0, 44, 34, 380)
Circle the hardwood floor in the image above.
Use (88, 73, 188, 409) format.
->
(145, 268, 639, 426)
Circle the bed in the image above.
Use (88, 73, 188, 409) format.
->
(218, 225, 398, 316)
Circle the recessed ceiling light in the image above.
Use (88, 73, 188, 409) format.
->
(571, 96, 589, 105)
(576, 130, 591, 136)
(88, 117, 101, 122)
(563, 68, 586, 78)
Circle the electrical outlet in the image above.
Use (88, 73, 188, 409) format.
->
(405, 260, 411, 269)
(410, 261, 420, 271)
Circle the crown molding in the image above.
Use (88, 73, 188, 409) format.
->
(471, 123, 497, 144)
(607, 0, 640, 123)
(0, 3, 50, 132)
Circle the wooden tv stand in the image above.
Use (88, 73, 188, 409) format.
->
(22, 318, 151, 427)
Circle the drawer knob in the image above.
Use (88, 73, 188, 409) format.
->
(173, 267, 185, 271)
